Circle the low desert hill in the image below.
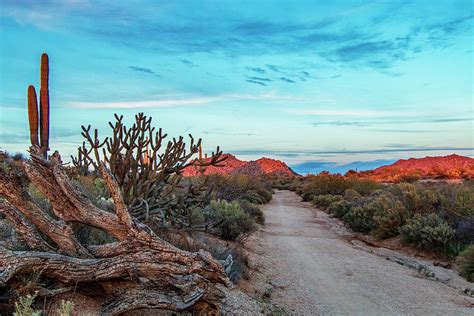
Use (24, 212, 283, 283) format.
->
(183, 154, 297, 176)
(354, 154, 474, 182)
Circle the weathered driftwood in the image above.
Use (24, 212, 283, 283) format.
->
(0, 147, 229, 314)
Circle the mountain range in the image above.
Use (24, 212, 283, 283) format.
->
(184, 153, 474, 182)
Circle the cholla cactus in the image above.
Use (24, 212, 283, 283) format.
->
(27, 53, 50, 158)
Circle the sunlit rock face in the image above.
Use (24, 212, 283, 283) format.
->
(356, 154, 474, 182)
(183, 154, 296, 176)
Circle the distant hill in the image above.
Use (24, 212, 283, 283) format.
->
(355, 154, 474, 182)
(183, 154, 297, 176)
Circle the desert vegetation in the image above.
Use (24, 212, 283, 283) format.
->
(287, 172, 474, 280)
(0, 53, 274, 314)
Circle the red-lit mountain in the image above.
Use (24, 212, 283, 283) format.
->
(356, 154, 474, 182)
(182, 154, 296, 176)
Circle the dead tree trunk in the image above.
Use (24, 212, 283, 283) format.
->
(0, 147, 229, 314)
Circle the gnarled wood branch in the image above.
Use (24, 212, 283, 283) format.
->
(0, 149, 229, 314)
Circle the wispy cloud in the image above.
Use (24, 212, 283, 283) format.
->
(289, 109, 396, 117)
(246, 76, 271, 82)
(246, 80, 267, 86)
(67, 92, 300, 108)
(231, 146, 474, 156)
(280, 77, 296, 83)
(266, 64, 281, 72)
(311, 117, 473, 126)
(246, 66, 266, 74)
(180, 59, 198, 67)
(129, 65, 160, 78)
(291, 158, 398, 175)
(3, 2, 470, 73)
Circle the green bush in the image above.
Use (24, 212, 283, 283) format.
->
(343, 200, 377, 233)
(372, 194, 409, 239)
(327, 200, 352, 219)
(343, 189, 362, 202)
(300, 173, 351, 200)
(391, 183, 438, 214)
(207, 174, 272, 204)
(254, 187, 273, 203)
(399, 214, 455, 250)
(14, 292, 40, 316)
(312, 194, 342, 209)
(347, 178, 381, 196)
(206, 200, 255, 240)
(238, 199, 265, 225)
(241, 190, 267, 204)
(458, 245, 474, 282)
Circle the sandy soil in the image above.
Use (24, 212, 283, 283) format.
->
(242, 190, 474, 315)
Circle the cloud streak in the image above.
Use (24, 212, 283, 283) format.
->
(67, 92, 300, 108)
(129, 65, 160, 78)
(311, 117, 473, 126)
(231, 146, 474, 156)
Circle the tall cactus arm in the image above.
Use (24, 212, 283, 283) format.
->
(27, 85, 39, 147)
(40, 53, 50, 156)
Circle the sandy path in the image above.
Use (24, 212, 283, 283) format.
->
(245, 190, 473, 315)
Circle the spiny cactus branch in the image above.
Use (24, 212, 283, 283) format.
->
(71, 112, 227, 224)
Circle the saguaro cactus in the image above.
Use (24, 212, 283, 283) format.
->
(27, 53, 50, 158)
(27, 85, 39, 147)
(40, 53, 50, 154)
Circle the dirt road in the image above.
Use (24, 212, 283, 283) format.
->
(245, 190, 473, 315)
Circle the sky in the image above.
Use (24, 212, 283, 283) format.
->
(0, 0, 473, 174)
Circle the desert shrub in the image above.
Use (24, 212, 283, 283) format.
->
(440, 185, 474, 217)
(328, 200, 352, 219)
(14, 292, 40, 316)
(312, 194, 342, 209)
(241, 190, 266, 204)
(347, 178, 381, 196)
(208, 174, 272, 204)
(300, 173, 350, 201)
(73, 175, 108, 202)
(207, 244, 250, 283)
(238, 199, 264, 225)
(157, 230, 251, 284)
(254, 187, 273, 203)
(343, 201, 377, 233)
(458, 245, 474, 282)
(205, 200, 255, 240)
(398, 174, 421, 183)
(390, 183, 439, 214)
(57, 300, 74, 316)
(343, 189, 362, 202)
(452, 216, 474, 245)
(399, 214, 455, 250)
(372, 193, 409, 239)
(269, 174, 301, 191)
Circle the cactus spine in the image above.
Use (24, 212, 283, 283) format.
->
(28, 53, 50, 158)
(27, 85, 39, 147)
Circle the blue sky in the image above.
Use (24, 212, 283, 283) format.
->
(0, 0, 472, 174)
